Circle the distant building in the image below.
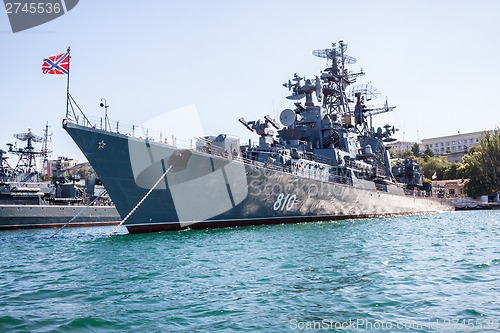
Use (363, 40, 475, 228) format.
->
(386, 141, 417, 156)
(433, 179, 466, 197)
(421, 130, 493, 163)
(46, 157, 78, 176)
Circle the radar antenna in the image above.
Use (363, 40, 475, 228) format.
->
(382, 124, 399, 142)
(312, 42, 356, 64)
(284, 73, 306, 100)
(312, 41, 357, 118)
(348, 82, 382, 101)
(363, 97, 397, 131)
(9, 128, 46, 181)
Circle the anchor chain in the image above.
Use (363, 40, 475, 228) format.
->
(108, 164, 173, 236)
(49, 189, 109, 238)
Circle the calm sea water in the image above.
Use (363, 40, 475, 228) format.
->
(1, 210, 499, 332)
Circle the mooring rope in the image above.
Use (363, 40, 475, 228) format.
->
(49, 189, 109, 238)
(108, 164, 173, 237)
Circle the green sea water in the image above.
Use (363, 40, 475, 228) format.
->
(1, 210, 499, 332)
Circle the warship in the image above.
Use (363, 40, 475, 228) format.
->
(63, 41, 453, 234)
(0, 127, 119, 230)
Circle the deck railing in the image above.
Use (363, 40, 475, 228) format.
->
(66, 103, 382, 189)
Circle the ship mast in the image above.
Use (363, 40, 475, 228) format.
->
(8, 129, 46, 182)
(0, 149, 13, 181)
(65, 46, 71, 119)
(313, 41, 363, 121)
(40, 122, 52, 176)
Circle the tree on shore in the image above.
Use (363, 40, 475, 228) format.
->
(422, 147, 434, 158)
(418, 156, 465, 181)
(411, 143, 420, 157)
(462, 130, 500, 197)
(389, 131, 499, 197)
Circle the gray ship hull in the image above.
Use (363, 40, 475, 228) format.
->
(0, 204, 120, 230)
(63, 121, 454, 234)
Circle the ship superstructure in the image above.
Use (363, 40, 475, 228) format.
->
(0, 127, 119, 230)
(237, 41, 401, 193)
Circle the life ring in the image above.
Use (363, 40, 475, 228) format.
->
(293, 162, 302, 170)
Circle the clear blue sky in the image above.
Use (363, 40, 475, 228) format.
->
(1, 0, 499, 164)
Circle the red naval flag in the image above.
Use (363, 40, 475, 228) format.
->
(41, 52, 69, 74)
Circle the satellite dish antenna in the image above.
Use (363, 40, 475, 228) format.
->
(280, 109, 296, 126)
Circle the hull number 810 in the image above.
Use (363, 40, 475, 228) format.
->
(273, 193, 297, 211)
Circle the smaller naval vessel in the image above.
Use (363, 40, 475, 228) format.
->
(0, 127, 119, 230)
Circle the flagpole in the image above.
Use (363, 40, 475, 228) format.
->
(66, 46, 71, 118)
